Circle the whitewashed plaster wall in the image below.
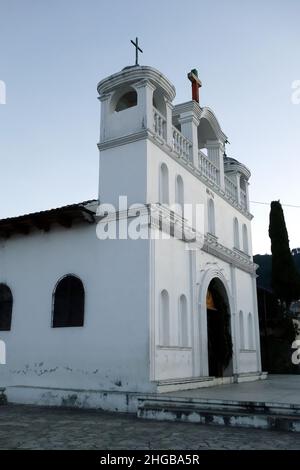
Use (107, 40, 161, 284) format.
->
(0, 223, 154, 393)
(146, 140, 252, 256)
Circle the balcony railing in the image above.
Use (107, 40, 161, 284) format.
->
(225, 175, 238, 200)
(240, 188, 247, 210)
(153, 107, 166, 140)
(172, 126, 192, 161)
(152, 106, 248, 212)
(198, 150, 220, 185)
(153, 107, 192, 161)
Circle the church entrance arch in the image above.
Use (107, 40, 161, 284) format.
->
(206, 278, 233, 377)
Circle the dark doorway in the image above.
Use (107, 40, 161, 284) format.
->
(206, 279, 233, 377)
(207, 307, 223, 376)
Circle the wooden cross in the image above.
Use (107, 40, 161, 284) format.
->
(131, 37, 143, 66)
(188, 69, 202, 103)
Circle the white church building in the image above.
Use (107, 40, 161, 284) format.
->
(0, 63, 264, 411)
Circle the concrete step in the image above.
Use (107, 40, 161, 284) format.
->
(137, 398, 300, 433)
(156, 376, 215, 393)
(156, 373, 268, 393)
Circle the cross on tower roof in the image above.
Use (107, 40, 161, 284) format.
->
(131, 37, 143, 66)
(188, 69, 202, 103)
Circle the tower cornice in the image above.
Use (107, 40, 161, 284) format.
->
(97, 66, 176, 102)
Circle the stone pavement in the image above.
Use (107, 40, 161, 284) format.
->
(0, 404, 300, 449)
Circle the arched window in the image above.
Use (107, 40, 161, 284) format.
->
(160, 290, 170, 346)
(175, 175, 184, 217)
(233, 217, 240, 249)
(159, 163, 169, 205)
(52, 275, 85, 328)
(179, 294, 189, 347)
(239, 310, 245, 349)
(0, 284, 13, 331)
(207, 199, 215, 235)
(242, 224, 249, 254)
(115, 90, 137, 112)
(248, 313, 254, 350)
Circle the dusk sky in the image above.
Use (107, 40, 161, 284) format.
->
(0, 0, 300, 254)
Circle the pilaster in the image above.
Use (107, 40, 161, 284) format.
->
(164, 99, 174, 149)
(206, 140, 225, 189)
(98, 92, 113, 143)
(178, 112, 200, 166)
(134, 80, 156, 133)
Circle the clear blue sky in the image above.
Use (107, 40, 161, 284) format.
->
(0, 0, 300, 254)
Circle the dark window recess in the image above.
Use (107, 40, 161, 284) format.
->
(0, 284, 13, 331)
(115, 90, 137, 112)
(53, 275, 84, 328)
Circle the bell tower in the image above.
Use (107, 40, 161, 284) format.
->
(97, 65, 175, 206)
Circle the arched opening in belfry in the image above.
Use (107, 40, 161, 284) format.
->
(206, 278, 233, 377)
(115, 88, 137, 112)
(153, 89, 166, 117)
(198, 118, 217, 151)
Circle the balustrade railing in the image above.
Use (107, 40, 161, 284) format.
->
(240, 188, 247, 210)
(225, 175, 238, 200)
(153, 107, 166, 141)
(198, 150, 220, 185)
(172, 126, 192, 161)
(152, 106, 248, 211)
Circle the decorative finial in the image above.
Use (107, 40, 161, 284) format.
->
(130, 37, 143, 66)
(187, 69, 202, 103)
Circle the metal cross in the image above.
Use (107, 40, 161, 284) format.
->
(131, 37, 143, 66)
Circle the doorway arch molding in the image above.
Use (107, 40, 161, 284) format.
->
(195, 266, 235, 377)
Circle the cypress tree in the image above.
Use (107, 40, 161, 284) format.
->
(268, 200, 300, 308)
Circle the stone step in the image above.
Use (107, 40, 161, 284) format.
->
(137, 399, 300, 432)
(139, 395, 300, 416)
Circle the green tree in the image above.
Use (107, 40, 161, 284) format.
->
(269, 200, 300, 308)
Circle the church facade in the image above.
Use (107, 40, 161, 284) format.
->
(0, 65, 264, 411)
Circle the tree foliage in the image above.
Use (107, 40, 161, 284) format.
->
(269, 200, 300, 307)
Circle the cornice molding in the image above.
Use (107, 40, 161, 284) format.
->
(203, 234, 256, 274)
(97, 66, 176, 101)
(97, 130, 149, 150)
(95, 203, 257, 274)
(224, 160, 251, 180)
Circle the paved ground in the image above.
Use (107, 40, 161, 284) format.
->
(0, 404, 300, 450)
(165, 375, 300, 405)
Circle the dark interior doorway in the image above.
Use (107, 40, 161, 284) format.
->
(206, 278, 233, 377)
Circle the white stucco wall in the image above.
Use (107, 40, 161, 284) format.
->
(145, 140, 260, 378)
(152, 235, 193, 380)
(0, 62, 262, 403)
(99, 139, 147, 207)
(0, 223, 153, 393)
(146, 140, 252, 256)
